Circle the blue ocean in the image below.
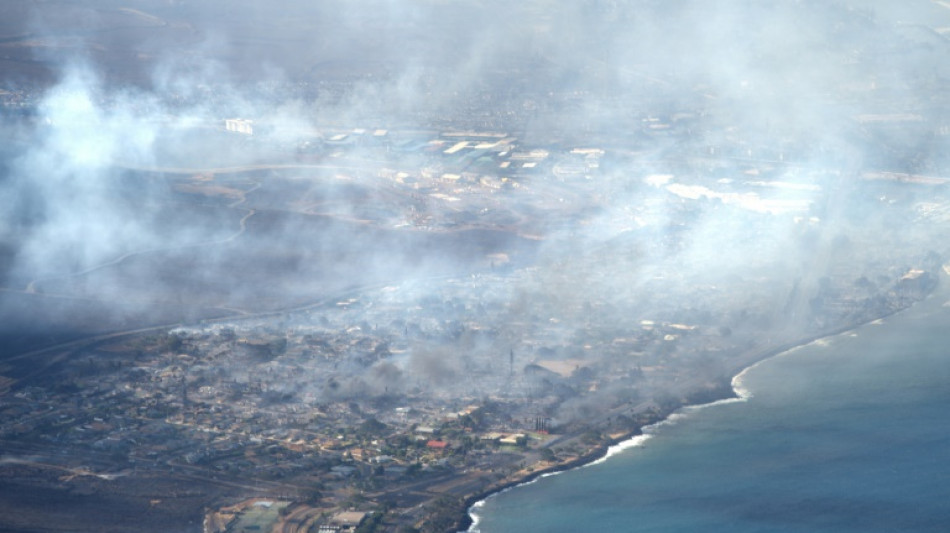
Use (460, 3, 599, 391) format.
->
(469, 288, 950, 532)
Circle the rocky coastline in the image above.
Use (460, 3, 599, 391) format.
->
(451, 293, 933, 533)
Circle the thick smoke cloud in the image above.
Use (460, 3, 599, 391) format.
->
(1, 0, 949, 424)
(10, 67, 157, 279)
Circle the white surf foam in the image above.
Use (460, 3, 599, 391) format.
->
(587, 433, 653, 467)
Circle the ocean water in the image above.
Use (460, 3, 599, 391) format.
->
(469, 292, 950, 532)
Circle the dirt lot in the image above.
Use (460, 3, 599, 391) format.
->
(0, 462, 242, 533)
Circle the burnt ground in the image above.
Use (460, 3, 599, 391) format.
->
(0, 158, 540, 360)
(0, 463, 244, 533)
(0, 212, 536, 360)
(0, 163, 539, 531)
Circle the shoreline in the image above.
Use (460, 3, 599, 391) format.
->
(457, 302, 919, 532)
